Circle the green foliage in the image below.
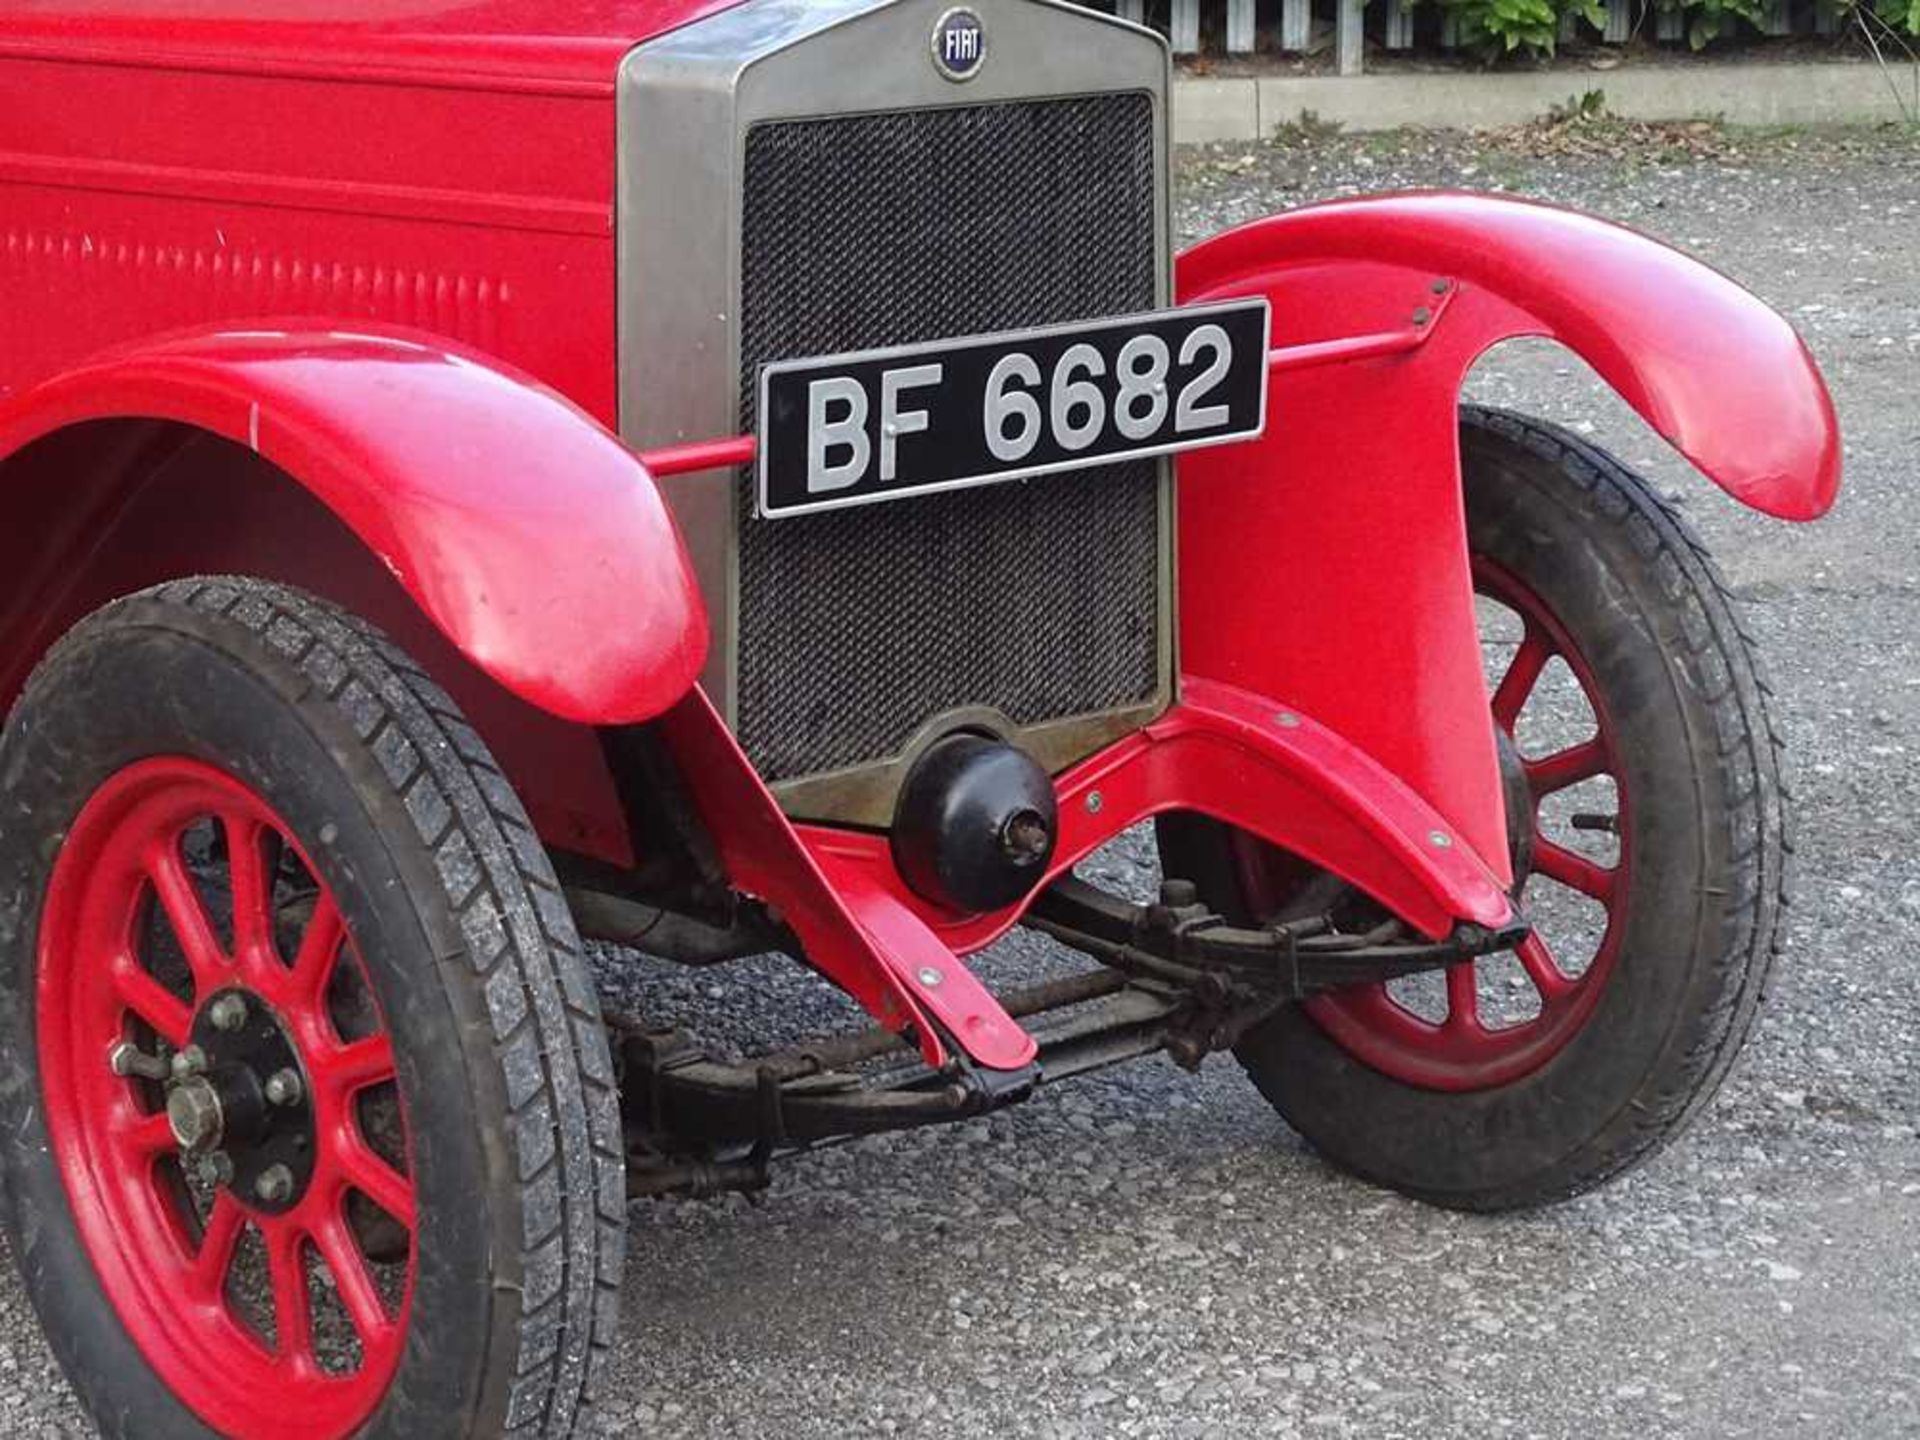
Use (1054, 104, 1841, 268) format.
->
(1859, 0, 1920, 37)
(1414, 0, 1920, 59)
(1658, 0, 1768, 50)
(1547, 87, 1612, 120)
(1447, 0, 1562, 53)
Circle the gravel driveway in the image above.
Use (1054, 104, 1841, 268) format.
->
(2, 125, 1915, 1438)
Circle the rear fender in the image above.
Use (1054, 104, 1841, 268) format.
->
(0, 325, 708, 724)
(1174, 191, 1840, 871)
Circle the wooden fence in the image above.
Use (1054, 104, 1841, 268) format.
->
(1092, 0, 1841, 73)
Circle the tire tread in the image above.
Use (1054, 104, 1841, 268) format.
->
(1451, 406, 1789, 1204)
(147, 577, 624, 1435)
(1197, 410, 1793, 1212)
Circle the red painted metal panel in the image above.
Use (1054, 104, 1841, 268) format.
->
(0, 58, 613, 225)
(1173, 190, 1840, 870)
(0, 326, 708, 725)
(0, 53, 618, 420)
(806, 675, 1515, 954)
(655, 689, 1040, 1073)
(0, 23, 649, 858)
(1183, 192, 1842, 521)
(0, 0, 745, 91)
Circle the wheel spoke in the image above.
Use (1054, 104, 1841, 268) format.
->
(334, 1132, 415, 1230)
(323, 1033, 397, 1097)
(222, 811, 278, 969)
(1532, 836, 1618, 903)
(286, 893, 346, 1007)
(264, 1221, 315, 1371)
(1490, 624, 1552, 734)
(123, 1110, 178, 1159)
(1308, 564, 1636, 1088)
(145, 840, 229, 994)
(313, 1212, 395, 1347)
(1515, 933, 1578, 1005)
(41, 757, 419, 1410)
(190, 1191, 247, 1300)
(112, 956, 193, 1047)
(1443, 962, 1481, 1033)
(1523, 737, 1608, 797)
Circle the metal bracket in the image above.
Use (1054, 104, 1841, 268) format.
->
(1267, 276, 1459, 376)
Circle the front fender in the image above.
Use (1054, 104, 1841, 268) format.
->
(0, 326, 708, 724)
(1180, 190, 1840, 519)
(1173, 191, 1839, 871)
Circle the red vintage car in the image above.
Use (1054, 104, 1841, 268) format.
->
(0, 1, 1837, 1435)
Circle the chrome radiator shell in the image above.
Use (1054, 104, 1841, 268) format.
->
(618, 0, 1172, 822)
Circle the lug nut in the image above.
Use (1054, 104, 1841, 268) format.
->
(205, 1151, 235, 1186)
(254, 1163, 295, 1206)
(167, 1077, 225, 1153)
(108, 1042, 169, 1082)
(263, 1069, 304, 1108)
(208, 994, 249, 1033)
(170, 1044, 208, 1080)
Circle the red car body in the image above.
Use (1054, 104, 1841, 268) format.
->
(0, 0, 1837, 1079)
(0, 4, 1841, 1431)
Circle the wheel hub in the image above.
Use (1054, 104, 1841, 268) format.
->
(39, 759, 415, 1433)
(168, 987, 316, 1214)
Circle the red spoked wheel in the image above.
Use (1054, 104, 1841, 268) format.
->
(0, 578, 620, 1439)
(1162, 409, 1786, 1209)
(1298, 553, 1630, 1092)
(39, 759, 411, 1440)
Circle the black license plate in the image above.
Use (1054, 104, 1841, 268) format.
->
(755, 299, 1270, 519)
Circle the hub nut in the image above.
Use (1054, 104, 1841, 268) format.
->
(208, 993, 250, 1033)
(254, 1163, 295, 1206)
(166, 1076, 225, 1154)
(263, 1069, 304, 1108)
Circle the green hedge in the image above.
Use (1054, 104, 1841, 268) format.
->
(1429, 0, 1909, 56)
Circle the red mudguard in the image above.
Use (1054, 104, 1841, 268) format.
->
(1174, 191, 1839, 875)
(0, 325, 708, 725)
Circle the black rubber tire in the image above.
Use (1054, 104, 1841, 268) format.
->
(1161, 407, 1790, 1212)
(0, 578, 624, 1437)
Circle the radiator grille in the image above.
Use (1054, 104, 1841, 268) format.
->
(737, 93, 1162, 784)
